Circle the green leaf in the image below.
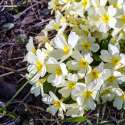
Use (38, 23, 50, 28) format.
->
(0, 107, 16, 119)
(100, 39, 109, 50)
(63, 96, 75, 104)
(64, 116, 87, 123)
(119, 39, 125, 53)
(43, 82, 56, 94)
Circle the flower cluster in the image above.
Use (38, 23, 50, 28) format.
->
(25, 0, 125, 118)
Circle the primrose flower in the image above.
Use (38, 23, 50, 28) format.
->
(100, 69, 125, 103)
(95, 6, 117, 33)
(85, 63, 104, 83)
(30, 77, 46, 97)
(100, 87, 115, 103)
(67, 50, 93, 78)
(102, 69, 125, 88)
(100, 44, 125, 69)
(44, 92, 66, 118)
(77, 35, 100, 54)
(27, 49, 46, 79)
(44, 11, 67, 34)
(46, 57, 68, 87)
(76, 83, 98, 110)
(51, 31, 79, 61)
(58, 73, 84, 100)
(113, 88, 125, 110)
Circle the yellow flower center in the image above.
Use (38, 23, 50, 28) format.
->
(89, 69, 101, 80)
(111, 56, 121, 66)
(60, 17, 66, 24)
(120, 15, 125, 23)
(64, 0, 73, 3)
(79, 58, 88, 68)
(120, 93, 125, 100)
(55, 67, 62, 76)
(82, 0, 89, 9)
(67, 81, 76, 90)
(101, 14, 110, 24)
(63, 45, 70, 55)
(32, 48, 36, 54)
(35, 60, 43, 72)
(106, 75, 116, 83)
(53, 100, 61, 108)
(82, 42, 91, 51)
(113, 3, 122, 9)
(53, 23, 60, 30)
(83, 90, 93, 100)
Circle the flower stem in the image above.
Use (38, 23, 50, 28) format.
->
(5, 73, 37, 108)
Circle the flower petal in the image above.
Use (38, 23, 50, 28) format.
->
(68, 32, 79, 48)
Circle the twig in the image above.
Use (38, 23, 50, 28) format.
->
(14, 1, 43, 20)
(99, 120, 115, 125)
(35, 118, 56, 122)
(0, 0, 4, 5)
(102, 103, 107, 120)
(32, 18, 51, 28)
(12, 91, 31, 113)
(96, 105, 100, 125)
(8, 57, 24, 61)
(0, 67, 26, 78)
(30, 0, 39, 19)
(120, 110, 124, 119)
(0, 5, 18, 8)
(0, 65, 16, 72)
